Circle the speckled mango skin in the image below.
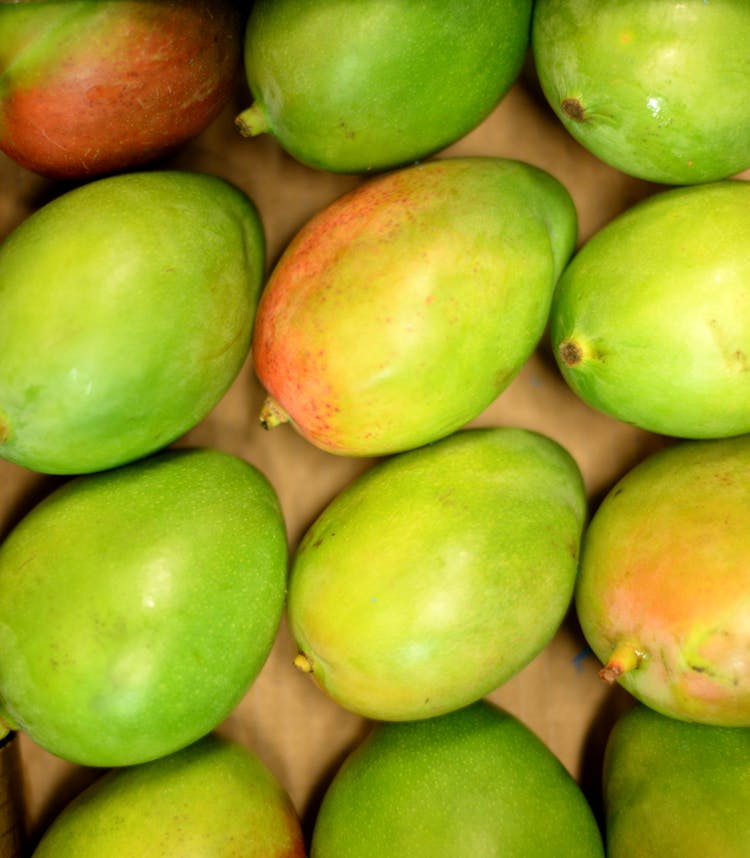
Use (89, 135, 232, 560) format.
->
(576, 435, 750, 726)
(0, 170, 264, 475)
(311, 701, 604, 858)
(253, 157, 577, 457)
(603, 704, 750, 858)
(240, 0, 532, 173)
(550, 180, 750, 440)
(532, 0, 750, 184)
(0, 0, 242, 179)
(288, 427, 586, 722)
(32, 734, 305, 857)
(0, 448, 288, 767)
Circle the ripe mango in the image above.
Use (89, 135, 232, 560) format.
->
(32, 733, 305, 857)
(0, 170, 264, 474)
(237, 0, 533, 173)
(0, 448, 288, 766)
(550, 180, 750, 439)
(576, 435, 750, 725)
(253, 157, 577, 457)
(311, 700, 604, 857)
(603, 704, 750, 857)
(288, 427, 586, 721)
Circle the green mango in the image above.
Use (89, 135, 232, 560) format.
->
(253, 157, 577, 457)
(550, 180, 750, 439)
(0, 170, 264, 475)
(0, 447, 288, 766)
(532, 0, 750, 184)
(311, 700, 604, 857)
(32, 733, 305, 857)
(288, 427, 586, 721)
(603, 704, 750, 857)
(575, 435, 750, 726)
(236, 0, 532, 173)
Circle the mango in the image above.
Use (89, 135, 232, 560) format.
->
(532, 0, 750, 184)
(0, 170, 264, 474)
(311, 700, 604, 857)
(0, 0, 243, 179)
(32, 733, 305, 857)
(288, 427, 586, 721)
(603, 704, 750, 857)
(236, 0, 532, 173)
(550, 180, 750, 439)
(576, 434, 750, 726)
(253, 157, 577, 457)
(0, 447, 288, 766)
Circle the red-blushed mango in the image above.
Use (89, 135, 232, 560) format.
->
(550, 180, 750, 439)
(576, 435, 750, 726)
(236, 0, 532, 173)
(311, 701, 604, 858)
(288, 428, 586, 721)
(532, 0, 750, 184)
(0, 170, 264, 475)
(0, 448, 288, 767)
(32, 734, 305, 857)
(253, 157, 577, 457)
(0, 0, 242, 179)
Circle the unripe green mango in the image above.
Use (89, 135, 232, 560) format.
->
(236, 0, 532, 173)
(576, 435, 750, 726)
(603, 704, 750, 857)
(550, 180, 750, 439)
(0, 170, 264, 474)
(0, 447, 288, 766)
(311, 700, 605, 858)
(253, 157, 577, 457)
(288, 427, 586, 721)
(532, 0, 750, 184)
(32, 733, 305, 857)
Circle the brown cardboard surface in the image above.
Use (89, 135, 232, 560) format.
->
(0, 70, 708, 846)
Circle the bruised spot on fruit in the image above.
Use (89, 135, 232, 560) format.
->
(561, 97, 586, 122)
(559, 338, 583, 367)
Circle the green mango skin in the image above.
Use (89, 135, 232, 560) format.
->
(0, 1, 242, 179)
(576, 435, 750, 726)
(32, 734, 305, 857)
(253, 157, 577, 457)
(550, 180, 750, 439)
(288, 427, 586, 721)
(603, 704, 750, 857)
(237, 0, 532, 173)
(0, 170, 264, 475)
(532, 0, 750, 184)
(0, 448, 288, 767)
(311, 700, 604, 858)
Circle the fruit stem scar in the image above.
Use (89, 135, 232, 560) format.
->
(559, 339, 583, 367)
(293, 652, 313, 674)
(234, 103, 271, 138)
(259, 396, 290, 430)
(561, 97, 586, 122)
(599, 642, 643, 683)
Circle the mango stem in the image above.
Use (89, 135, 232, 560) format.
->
(293, 653, 313, 674)
(259, 396, 290, 430)
(235, 103, 271, 138)
(599, 642, 643, 683)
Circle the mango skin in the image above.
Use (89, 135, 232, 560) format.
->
(532, 0, 750, 184)
(0, 170, 264, 475)
(239, 0, 532, 173)
(32, 734, 305, 857)
(253, 157, 577, 457)
(576, 435, 750, 726)
(311, 700, 604, 858)
(550, 180, 750, 439)
(0, 448, 288, 767)
(0, 0, 242, 179)
(603, 704, 750, 858)
(288, 427, 586, 721)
